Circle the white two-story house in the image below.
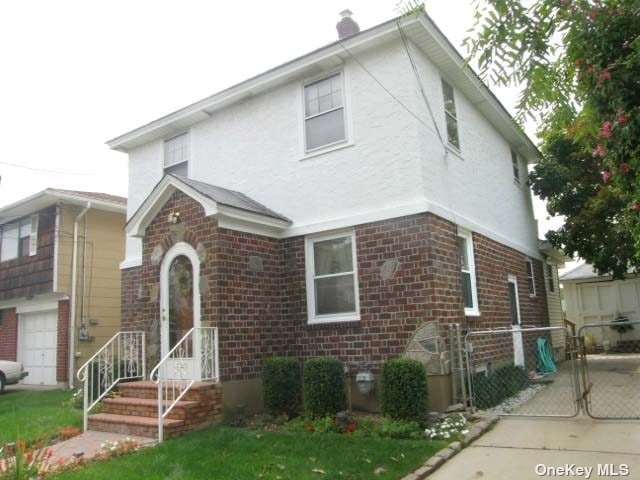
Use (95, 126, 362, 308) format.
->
(104, 10, 553, 420)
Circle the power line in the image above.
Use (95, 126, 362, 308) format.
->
(0, 160, 96, 176)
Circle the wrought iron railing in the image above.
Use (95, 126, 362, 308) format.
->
(149, 327, 219, 442)
(76, 331, 146, 432)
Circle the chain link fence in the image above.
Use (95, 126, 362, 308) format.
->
(579, 320, 640, 419)
(465, 326, 579, 417)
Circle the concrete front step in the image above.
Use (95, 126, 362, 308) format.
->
(102, 397, 199, 420)
(88, 413, 185, 439)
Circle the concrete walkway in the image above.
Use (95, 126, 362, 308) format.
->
(429, 416, 640, 479)
(46, 431, 155, 464)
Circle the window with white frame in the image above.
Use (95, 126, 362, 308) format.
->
(546, 264, 555, 292)
(457, 230, 479, 315)
(511, 149, 520, 184)
(442, 79, 460, 150)
(305, 231, 359, 323)
(1, 216, 37, 262)
(303, 73, 346, 152)
(525, 260, 536, 296)
(164, 133, 189, 176)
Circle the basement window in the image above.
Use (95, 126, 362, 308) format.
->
(305, 230, 360, 324)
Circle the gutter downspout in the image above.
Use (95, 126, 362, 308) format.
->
(69, 202, 91, 388)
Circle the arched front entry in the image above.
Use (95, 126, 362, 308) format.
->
(160, 242, 201, 377)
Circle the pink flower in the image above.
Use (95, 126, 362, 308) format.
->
(617, 109, 628, 125)
(589, 9, 599, 21)
(587, 65, 595, 74)
(598, 70, 612, 84)
(592, 144, 607, 157)
(619, 163, 631, 174)
(631, 202, 640, 212)
(601, 170, 612, 184)
(599, 121, 613, 138)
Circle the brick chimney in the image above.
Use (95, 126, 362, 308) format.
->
(336, 10, 360, 39)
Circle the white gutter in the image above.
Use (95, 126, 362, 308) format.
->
(69, 202, 91, 388)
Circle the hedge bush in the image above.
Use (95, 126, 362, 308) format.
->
(381, 358, 428, 424)
(303, 357, 345, 418)
(472, 364, 530, 409)
(263, 357, 301, 416)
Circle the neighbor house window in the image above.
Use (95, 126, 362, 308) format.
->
(525, 260, 536, 296)
(546, 264, 555, 292)
(442, 79, 460, 149)
(164, 133, 189, 176)
(511, 149, 520, 184)
(1, 216, 37, 262)
(457, 229, 479, 315)
(303, 73, 346, 152)
(305, 230, 359, 323)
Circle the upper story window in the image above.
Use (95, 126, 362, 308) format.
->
(303, 73, 346, 152)
(546, 264, 555, 292)
(511, 149, 521, 184)
(1, 216, 38, 262)
(525, 259, 536, 296)
(442, 79, 460, 150)
(305, 230, 360, 324)
(164, 133, 189, 176)
(457, 229, 479, 315)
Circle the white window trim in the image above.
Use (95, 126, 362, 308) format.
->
(305, 229, 360, 324)
(511, 149, 521, 185)
(299, 69, 353, 159)
(507, 274, 522, 325)
(458, 228, 480, 316)
(163, 131, 190, 176)
(525, 259, 536, 297)
(441, 78, 461, 151)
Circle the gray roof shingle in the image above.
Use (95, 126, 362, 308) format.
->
(172, 175, 289, 222)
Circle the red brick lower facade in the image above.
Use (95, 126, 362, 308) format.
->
(121, 190, 549, 390)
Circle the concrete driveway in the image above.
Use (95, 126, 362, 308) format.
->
(429, 416, 640, 479)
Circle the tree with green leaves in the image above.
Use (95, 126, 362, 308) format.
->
(465, 0, 640, 278)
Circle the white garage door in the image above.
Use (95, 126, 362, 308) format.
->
(19, 310, 58, 386)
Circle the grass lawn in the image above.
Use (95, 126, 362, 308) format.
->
(52, 426, 447, 480)
(0, 389, 82, 445)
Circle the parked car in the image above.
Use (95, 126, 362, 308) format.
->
(0, 360, 28, 392)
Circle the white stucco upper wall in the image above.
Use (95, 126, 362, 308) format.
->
(122, 35, 540, 266)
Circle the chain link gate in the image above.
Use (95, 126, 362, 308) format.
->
(579, 320, 640, 420)
(465, 326, 580, 417)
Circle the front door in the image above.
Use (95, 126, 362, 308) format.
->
(508, 275, 525, 367)
(160, 242, 201, 380)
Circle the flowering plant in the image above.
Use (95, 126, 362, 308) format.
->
(0, 440, 54, 480)
(424, 414, 468, 440)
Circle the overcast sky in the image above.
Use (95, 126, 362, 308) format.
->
(0, 0, 562, 236)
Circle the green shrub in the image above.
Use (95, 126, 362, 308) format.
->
(472, 364, 530, 409)
(381, 358, 428, 424)
(263, 357, 301, 416)
(376, 418, 423, 439)
(303, 357, 346, 418)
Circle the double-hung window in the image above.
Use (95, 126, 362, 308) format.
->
(305, 230, 359, 323)
(546, 264, 555, 292)
(511, 149, 521, 184)
(303, 73, 346, 152)
(525, 260, 536, 296)
(1, 216, 38, 262)
(457, 229, 479, 315)
(164, 133, 189, 176)
(442, 79, 460, 150)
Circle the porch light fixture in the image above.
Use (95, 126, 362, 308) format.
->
(168, 212, 181, 224)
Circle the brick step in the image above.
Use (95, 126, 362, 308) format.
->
(102, 397, 199, 420)
(88, 413, 184, 439)
(117, 380, 218, 400)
